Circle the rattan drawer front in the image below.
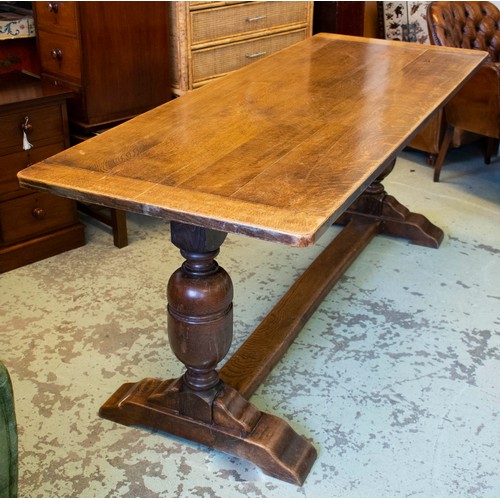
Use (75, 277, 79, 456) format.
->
(38, 31, 81, 81)
(0, 192, 76, 244)
(192, 29, 307, 84)
(35, 1, 78, 37)
(191, 2, 309, 45)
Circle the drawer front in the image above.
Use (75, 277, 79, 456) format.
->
(0, 192, 76, 244)
(191, 2, 309, 45)
(192, 29, 307, 84)
(38, 31, 82, 81)
(0, 142, 65, 198)
(35, 1, 78, 36)
(0, 104, 65, 154)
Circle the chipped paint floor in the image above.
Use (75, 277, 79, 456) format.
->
(1, 145, 500, 497)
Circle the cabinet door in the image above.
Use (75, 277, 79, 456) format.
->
(77, 2, 171, 125)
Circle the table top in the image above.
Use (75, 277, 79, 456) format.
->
(18, 34, 486, 247)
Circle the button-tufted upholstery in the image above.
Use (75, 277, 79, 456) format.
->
(427, 1, 500, 181)
(428, 2, 500, 60)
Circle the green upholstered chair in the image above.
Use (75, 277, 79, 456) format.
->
(0, 361, 18, 498)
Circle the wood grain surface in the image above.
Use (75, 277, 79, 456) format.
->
(18, 34, 486, 246)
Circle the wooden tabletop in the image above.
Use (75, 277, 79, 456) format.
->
(18, 34, 486, 247)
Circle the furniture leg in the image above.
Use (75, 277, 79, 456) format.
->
(110, 209, 128, 248)
(337, 160, 444, 247)
(78, 203, 128, 248)
(425, 153, 437, 166)
(433, 125, 454, 182)
(99, 222, 317, 485)
(485, 137, 499, 164)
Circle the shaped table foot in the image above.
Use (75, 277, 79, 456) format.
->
(99, 377, 316, 485)
(337, 160, 444, 248)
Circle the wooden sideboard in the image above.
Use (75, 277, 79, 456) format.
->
(169, 1, 313, 94)
(34, 1, 171, 131)
(0, 71, 84, 273)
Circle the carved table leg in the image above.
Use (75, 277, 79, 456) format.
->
(99, 222, 317, 485)
(337, 160, 444, 248)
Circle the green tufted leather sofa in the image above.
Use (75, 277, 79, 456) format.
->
(0, 361, 18, 498)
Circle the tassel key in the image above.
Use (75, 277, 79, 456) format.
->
(21, 116, 33, 151)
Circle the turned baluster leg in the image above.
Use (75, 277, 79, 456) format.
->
(99, 221, 317, 485)
(156, 222, 233, 420)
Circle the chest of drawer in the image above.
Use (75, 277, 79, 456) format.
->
(192, 29, 308, 85)
(191, 2, 310, 46)
(0, 192, 77, 244)
(169, 1, 313, 94)
(0, 142, 65, 200)
(0, 103, 66, 154)
(34, 1, 78, 36)
(0, 71, 84, 272)
(37, 30, 82, 82)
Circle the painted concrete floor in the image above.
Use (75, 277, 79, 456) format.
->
(1, 145, 499, 497)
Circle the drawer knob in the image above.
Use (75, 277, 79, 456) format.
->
(48, 2, 59, 13)
(50, 49, 63, 61)
(246, 15, 267, 22)
(32, 207, 46, 220)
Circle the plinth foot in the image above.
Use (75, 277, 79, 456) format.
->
(99, 377, 317, 485)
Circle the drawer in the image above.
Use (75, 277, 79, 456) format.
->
(192, 29, 307, 84)
(35, 1, 78, 37)
(0, 142, 65, 198)
(38, 30, 81, 81)
(191, 2, 309, 45)
(0, 192, 76, 244)
(0, 104, 66, 154)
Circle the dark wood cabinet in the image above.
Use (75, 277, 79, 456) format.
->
(313, 1, 365, 36)
(0, 71, 85, 273)
(34, 1, 171, 131)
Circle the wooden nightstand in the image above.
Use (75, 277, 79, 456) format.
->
(0, 71, 85, 273)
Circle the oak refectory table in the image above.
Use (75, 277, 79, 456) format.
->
(18, 34, 486, 485)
